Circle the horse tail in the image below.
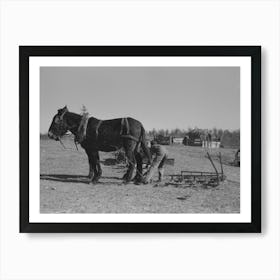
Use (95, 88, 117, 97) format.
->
(140, 125, 151, 165)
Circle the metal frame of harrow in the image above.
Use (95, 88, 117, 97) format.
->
(169, 152, 226, 187)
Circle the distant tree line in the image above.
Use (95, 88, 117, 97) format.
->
(147, 127, 238, 139)
(146, 127, 240, 148)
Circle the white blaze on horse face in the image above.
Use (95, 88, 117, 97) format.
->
(48, 129, 59, 140)
(49, 114, 65, 137)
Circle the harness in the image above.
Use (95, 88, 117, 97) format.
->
(75, 116, 140, 145)
(75, 113, 90, 144)
(95, 119, 103, 139)
(75, 114, 104, 144)
(60, 109, 67, 120)
(120, 118, 139, 142)
(120, 118, 130, 135)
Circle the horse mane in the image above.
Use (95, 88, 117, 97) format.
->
(66, 111, 82, 121)
(64, 111, 83, 133)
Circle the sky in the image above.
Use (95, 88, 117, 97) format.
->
(40, 67, 240, 133)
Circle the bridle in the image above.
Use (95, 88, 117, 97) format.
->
(55, 110, 79, 151)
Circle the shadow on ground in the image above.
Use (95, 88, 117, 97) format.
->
(40, 174, 123, 184)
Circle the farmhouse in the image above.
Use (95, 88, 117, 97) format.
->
(183, 129, 221, 148)
(183, 129, 203, 146)
(154, 135, 172, 145)
(172, 137, 184, 144)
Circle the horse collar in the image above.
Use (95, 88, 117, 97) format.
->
(76, 113, 89, 143)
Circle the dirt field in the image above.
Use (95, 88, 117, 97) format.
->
(40, 139, 240, 213)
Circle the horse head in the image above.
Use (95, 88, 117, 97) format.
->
(48, 106, 69, 141)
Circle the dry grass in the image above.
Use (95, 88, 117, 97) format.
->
(40, 139, 240, 213)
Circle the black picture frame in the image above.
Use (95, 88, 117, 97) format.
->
(20, 46, 261, 233)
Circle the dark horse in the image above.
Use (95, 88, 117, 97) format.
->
(48, 106, 151, 184)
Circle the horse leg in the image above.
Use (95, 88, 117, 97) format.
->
(122, 161, 131, 180)
(88, 158, 94, 179)
(133, 151, 143, 183)
(95, 152, 102, 180)
(86, 149, 94, 179)
(123, 146, 136, 183)
(89, 151, 102, 184)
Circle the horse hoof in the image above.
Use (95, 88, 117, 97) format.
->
(89, 180, 98, 185)
(134, 181, 142, 185)
(123, 179, 131, 184)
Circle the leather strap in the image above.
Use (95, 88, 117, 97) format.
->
(120, 117, 130, 135)
(76, 113, 89, 143)
(95, 120, 103, 139)
(120, 134, 139, 142)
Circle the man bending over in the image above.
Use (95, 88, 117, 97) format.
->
(143, 140, 168, 184)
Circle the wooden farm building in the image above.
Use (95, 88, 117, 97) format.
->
(183, 130, 203, 146)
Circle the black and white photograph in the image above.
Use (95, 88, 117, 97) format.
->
(41, 66, 240, 214)
(20, 46, 260, 232)
(3, 1, 280, 279)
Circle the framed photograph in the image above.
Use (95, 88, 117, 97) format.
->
(20, 46, 261, 233)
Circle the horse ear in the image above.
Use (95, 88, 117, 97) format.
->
(57, 106, 68, 115)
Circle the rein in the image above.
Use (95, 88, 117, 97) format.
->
(74, 141, 79, 151)
(58, 137, 79, 151)
(59, 138, 66, 149)
(59, 113, 82, 151)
